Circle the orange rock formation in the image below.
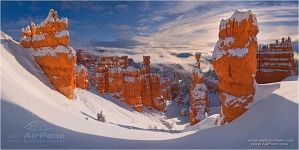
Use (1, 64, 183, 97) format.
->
(94, 56, 128, 97)
(160, 77, 174, 101)
(212, 10, 259, 124)
(124, 67, 143, 112)
(20, 9, 76, 99)
(256, 37, 296, 83)
(189, 53, 210, 125)
(77, 50, 169, 112)
(18, 9, 176, 111)
(140, 56, 153, 108)
(150, 74, 166, 111)
(76, 65, 89, 90)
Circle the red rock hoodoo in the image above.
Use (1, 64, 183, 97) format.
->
(150, 73, 166, 111)
(256, 37, 296, 83)
(140, 56, 153, 108)
(76, 64, 89, 90)
(124, 67, 143, 112)
(189, 53, 210, 125)
(212, 10, 259, 124)
(20, 9, 76, 99)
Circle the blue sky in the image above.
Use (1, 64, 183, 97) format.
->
(1, 1, 298, 52)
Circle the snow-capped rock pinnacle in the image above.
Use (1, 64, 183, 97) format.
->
(20, 9, 76, 99)
(189, 53, 210, 125)
(212, 10, 259, 124)
(76, 64, 89, 90)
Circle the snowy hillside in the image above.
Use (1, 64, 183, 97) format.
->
(1, 31, 298, 149)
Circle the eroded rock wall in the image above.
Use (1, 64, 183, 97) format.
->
(256, 37, 296, 83)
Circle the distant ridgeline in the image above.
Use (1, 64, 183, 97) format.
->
(256, 37, 297, 84)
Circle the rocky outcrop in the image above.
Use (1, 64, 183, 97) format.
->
(256, 37, 296, 83)
(94, 66, 108, 94)
(77, 49, 89, 67)
(78, 51, 168, 112)
(123, 67, 143, 112)
(189, 53, 209, 125)
(20, 9, 76, 99)
(140, 56, 152, 108)
(76, 64, 89, 90)
(160, 72, 179, 102)
(108, 67, 125, 99)
(150, 74, 166, 111)
(212, 10, 259, 124)
(18, 10, 174, 110)
(94, 56, 128, 97)
(160, 77, 173, 101)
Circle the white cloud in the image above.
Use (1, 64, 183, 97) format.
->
(72, 2, 298, 72)
(152, 16, 164, 22)
(133, 1, 298, 57)
(164, 1, 211, 15)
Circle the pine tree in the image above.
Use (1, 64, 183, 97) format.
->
(97, 111, 106, 123)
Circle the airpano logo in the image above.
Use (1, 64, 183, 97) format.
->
(23, 120, 65, 143)
(7, 117, 65, 144)
(24, 120, 51, 132)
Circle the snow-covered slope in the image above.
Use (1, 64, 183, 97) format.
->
(1, 31, 298, 148)
(1, 31, 188, 136)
